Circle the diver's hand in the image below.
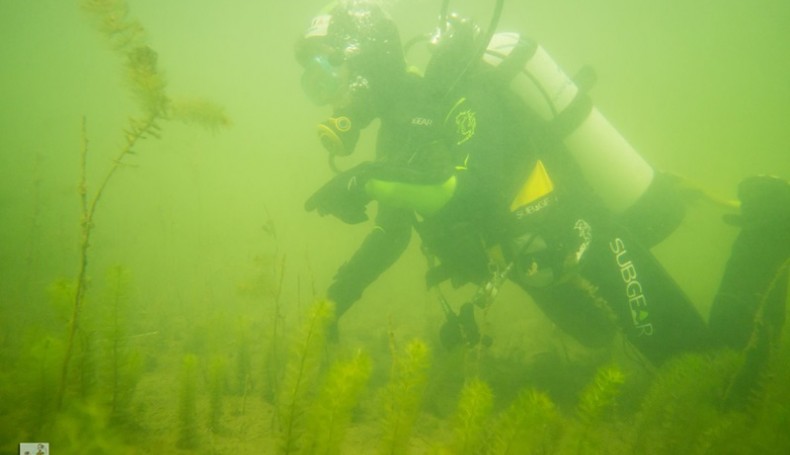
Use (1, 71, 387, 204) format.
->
(305, 163, 372, 224)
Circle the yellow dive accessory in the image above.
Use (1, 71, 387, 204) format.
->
(317, 115, 358, 157)
(510, 160, 556, 217)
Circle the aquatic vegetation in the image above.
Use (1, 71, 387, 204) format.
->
(264, 254, 289, 403)
(170, 97, 231, 132)
(208, 355, 228, 434)
(55, 0, 229, 411)
(633, 351, 742, 454)
(276, 299, 335, 455)
(560, 363, 627, 454)
(747, 318, 790, 451)
(4, 271, 787, 454)
(378, 338, 431, 455)
(302, 349, 372, 455)
(96, 265, 142, 425)
(484, 388, 561, 455)
(234, 316, 253, 397)
(723, 258, 790, 411)
(130, 267, 761, 454)
(446, 378, 493, 455)
(24, 336, 65, 435)
(44, 400, 131, 454)
(177, 354, 200, 449)
(0, 1, 236, 449)
(576, 363, 625, 425)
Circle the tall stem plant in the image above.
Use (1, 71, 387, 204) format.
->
(56, 0, 228, 410)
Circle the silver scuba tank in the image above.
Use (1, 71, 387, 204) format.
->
(483, 32, 655, 215)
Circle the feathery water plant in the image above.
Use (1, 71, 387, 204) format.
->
(177, 354, 200, 449)
(56, 0, 228, 410)
(484, 388, 561, 455)
(303, 349, 372, 455)
(208, 355, 228, 434)
(633, 351, 740, 454)
(568, 363, 626, 454)
(29, 336, 66, 433)
(277, 299, 335, 455)
(723, 258, 790, 411)
(378, 338, 431, 455)
(446, 378, 493, 455)
(262, 254, 288, 404)
(170, 97, 231, 132)
(576, 363, 625, 425)
(746, 317, 790, 453)
(100, 265, 142, 424)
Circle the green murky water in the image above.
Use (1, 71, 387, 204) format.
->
(1, 1, 788, 453)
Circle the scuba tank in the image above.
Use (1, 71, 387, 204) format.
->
(482, 32, 655, 215)
(424, 1, 662, 219)
(423, 4, 676, 291)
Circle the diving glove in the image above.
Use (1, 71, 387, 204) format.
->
(305, 163, 372, 224)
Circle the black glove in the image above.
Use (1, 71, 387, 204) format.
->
(305, 163, 372, 224)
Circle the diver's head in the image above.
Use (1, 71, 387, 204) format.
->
(295, 0, 406, 111)
(296, 1, 406, 158)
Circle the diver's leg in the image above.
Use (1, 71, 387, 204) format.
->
(511, 224, 710, 365)
(616, 171, 687, 248)
(579, 231, 711, 365)
(709, 176, 790, 349)
(518, 280, 619, 350)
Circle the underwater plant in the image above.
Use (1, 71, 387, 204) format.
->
(302, 349, 372, 455)
(484, 388, 561, 455)
(744, 292, 790, 453)
(177, 354, 200, 449)
(378, 338, 431, 455)
(723, 258, 790, 410)
(561, 363, 627, 454)
(55, 0, 228, 410)
(624, 261, 789, 454)
(446, 378, 494, 455)
(262, 255, 288, 404)
(208, 354, 228, 434)
(632, 351, 741, 454)
(575, 364, 625, 425)
(276, 300, 335, 455)
(98, 265, 143, 425)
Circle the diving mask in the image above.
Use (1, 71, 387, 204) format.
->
(301, 55, 343, 106)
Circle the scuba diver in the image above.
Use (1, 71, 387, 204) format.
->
(294, 0, 790, 366)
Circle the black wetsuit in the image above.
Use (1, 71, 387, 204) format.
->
(326, 72, 442, 316)
(323, 60, 786, 366)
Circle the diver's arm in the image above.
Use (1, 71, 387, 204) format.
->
(364, 174, 456, 216)
(305, 146, 458, 222)
(326, 205, 414, 317)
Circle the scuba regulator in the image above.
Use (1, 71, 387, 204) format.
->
(299, 50, 369, 169)
(317, 115, 358, 158)
(316, 97, 375, 172)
